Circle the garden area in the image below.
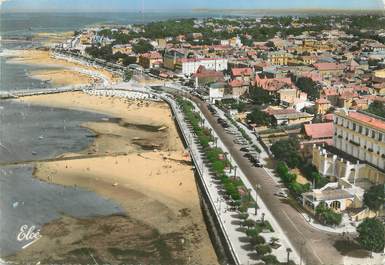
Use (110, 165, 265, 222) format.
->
(270, 138, 341, 226)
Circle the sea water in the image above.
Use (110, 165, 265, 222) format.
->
(0, 101, 124, 257)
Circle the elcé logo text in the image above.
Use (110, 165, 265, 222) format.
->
(17, 225, 41, 242)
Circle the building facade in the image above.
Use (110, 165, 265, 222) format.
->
(334, 110, 385, 171)
(176, 58, 228, 76)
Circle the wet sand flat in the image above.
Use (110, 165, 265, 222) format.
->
(6, 92, 218, 265)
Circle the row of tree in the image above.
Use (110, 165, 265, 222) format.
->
(84, 39, 154, 65)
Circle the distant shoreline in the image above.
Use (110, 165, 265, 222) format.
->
(1, 8, 384, 15)
(192, 8, 385, 15)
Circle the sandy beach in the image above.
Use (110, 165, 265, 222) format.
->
(30, 68, 97, 86)
(5, 49, 120, 86)
(7, 92, 218, 265)
(33, 31, 75, 48)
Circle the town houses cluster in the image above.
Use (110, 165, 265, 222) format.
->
(59, 15, 385, 223)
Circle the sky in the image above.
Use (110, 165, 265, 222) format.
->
(1, 0, 385, 12)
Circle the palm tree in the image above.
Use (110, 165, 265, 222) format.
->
(270, 237, 279, 247)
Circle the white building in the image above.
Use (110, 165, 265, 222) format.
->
(306, 110, 385, 219)
(334, 110, 385, 171)
(208, 82, 226, 103)
(176, 58, 228, 76)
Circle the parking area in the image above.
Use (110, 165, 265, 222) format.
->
(208, 105, 264, 169)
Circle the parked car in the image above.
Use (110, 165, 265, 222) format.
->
(244, 153, 252, 158)
(274, 191, 288, 199)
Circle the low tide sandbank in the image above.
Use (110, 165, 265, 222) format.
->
(6, 92, 218, 265)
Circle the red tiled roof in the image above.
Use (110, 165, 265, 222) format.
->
(347, 85, 369, 92)
(229, 79, 246, 87)
(304, 122, 334, 139)
(348, 111, 385, 131)
(339, 91, 358, 100)
(316, 98, 330, 104)
(140, 51, 162, 59)
(374, 96, 385, 103)
(193, 66, 224, 78)
(313, 63, 345, 71)
(300, 71, 322, 82)
(255, 76, 292, 92)
(231, 67, 252, 77)
(322, 88, 338, 96)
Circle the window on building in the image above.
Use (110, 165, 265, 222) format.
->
(353, 123, 356, 131)
(379, 133, 383, 142)
(372, 130, 376, 139)
(358, 125, 362, 134)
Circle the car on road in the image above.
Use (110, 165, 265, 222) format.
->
(208, 105, 217, 114)
(240, 147, 249, 152)
(274, 191, 288, 199)
(244, 153, 252, 158)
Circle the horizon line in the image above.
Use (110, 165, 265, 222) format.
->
(1, 7, 385, 14)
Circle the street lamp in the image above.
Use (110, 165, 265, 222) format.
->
(300, 240, 305, 265)
(255, 184, 261, 216)
(286, 248, 292, 265)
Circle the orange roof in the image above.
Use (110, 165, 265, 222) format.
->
(348, 112, 385, 131)
(304, 122, 334, 139)
(316, 98, 330, 104)
(255, 76, 292, 91)
(140, 51, 162, 59)
(229, 79, 246, 87)
(322, 88, 338, 96)
(231, 67, 252, 77)
(193, 66, 224, 79)
(313, 62, 345, 71)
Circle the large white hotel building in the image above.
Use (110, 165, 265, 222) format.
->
(306, 110, 385, 218)
(334, 110, 385, 171)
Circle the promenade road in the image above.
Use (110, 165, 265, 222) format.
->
(185, 95, 346, 265)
